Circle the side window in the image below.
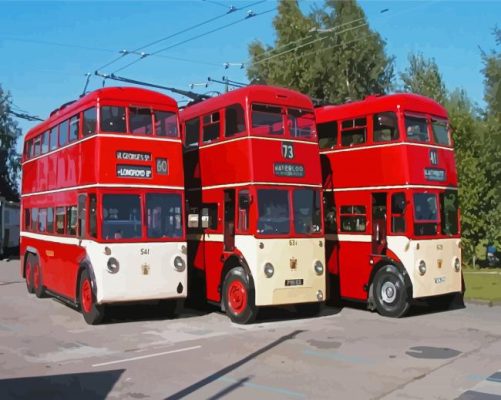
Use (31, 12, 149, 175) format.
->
(47, 208, 54, 233)
(323, 192, 337, 233)
(50, 126, 58, 150)
(391, 192, 406, 233)
(59, 120, 69, 147)
(25, 209, 31, 230)
(341, 118, 367, 147)
(78, 195, 86, 238)
(238, 190, 250, 232)
(38, 208, 47, 233)
(31, 208, 39, 231)
(225, 104, 245, 137)
(201, 204, 218, 230)
(89, 194, 97, 238)
(318, 121, 338, 149)
(66, 206, 77, 236)
(100, 106, 126, 133)
(41, 131, 49, 154)
(130, 107, 153, 135)
(83, 108, 97, 136)
(185, 118, 200, 147)
(69, 115, 80, 142)
(56, 207, 65, 235)
(202, 112, 220, 143)
(340, 205, 366, 232)
(373, 112, 399, 142)
(33, 136, 41, 157)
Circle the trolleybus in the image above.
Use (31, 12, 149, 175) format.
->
(181, 85, 326, 324)
(21, 87, 187, 324)
(316, 93, 462, 317)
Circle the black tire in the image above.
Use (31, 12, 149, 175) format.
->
(222, 267, 257, 324)
(296, 302, 322, 318)
(33, 255, 47, 298)
(372, 265, 410, 318)
(157, 299, 178, 319)
(79, 269, 105, 325)
(25, 253, 35, 294)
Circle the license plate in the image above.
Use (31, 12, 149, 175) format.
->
(285, 279, 304, 287)
(435, 276, 446, 284)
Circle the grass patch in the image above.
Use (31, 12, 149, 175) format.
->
(463, 270, 501, 302)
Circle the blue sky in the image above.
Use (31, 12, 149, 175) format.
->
(0, 0, 499, 152)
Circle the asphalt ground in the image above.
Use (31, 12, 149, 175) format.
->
(1, 258, 500, 400)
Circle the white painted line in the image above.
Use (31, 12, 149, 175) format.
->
(92, 345, 201, 367)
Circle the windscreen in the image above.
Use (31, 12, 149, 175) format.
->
(413, 193, 438, 236)
(257, 189, 290, 234)
(293, 189, 321, 234)
(440, 190, 459, 235)
(102, 194, 141, 239)
(146, 193, 183, 238)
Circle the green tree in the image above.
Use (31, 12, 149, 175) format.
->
(247, 0, 394, 104)
(0, 85, 22, 201)
(481, 27, 501, 123)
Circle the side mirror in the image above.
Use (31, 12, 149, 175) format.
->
(188, 214, 199, 228)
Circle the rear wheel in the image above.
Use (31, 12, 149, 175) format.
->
(222, 267, 257, 324)
(25, 254, 35, 294)
(372, 265, 410, 318)
(33, 256, 47, 298)
(79, 269, 105, 325)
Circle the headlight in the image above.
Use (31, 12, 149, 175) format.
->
(264, 262, 274, 278)
(314, 260, 324, 275)
(418, 260, 426, 276)
(107, 257, 120, 274)
(454, 258, 461, 272)
(173, 256, 186, 272)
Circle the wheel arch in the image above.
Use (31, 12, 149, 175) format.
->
(23, 247, 39, 278)
(76, 257, 97, 305)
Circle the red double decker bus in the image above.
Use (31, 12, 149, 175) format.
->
(180, 85, 326, 324)
(21, 87, 187, 324)
(316, 93, 462, 317)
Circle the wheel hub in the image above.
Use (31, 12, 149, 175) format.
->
(381, 281, 397, 303)
(228, 281, 247, 315)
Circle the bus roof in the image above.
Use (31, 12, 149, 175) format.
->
(315, 93, 448, 123)
(180, 84, 314, 120)
(24, 86, 178, 142)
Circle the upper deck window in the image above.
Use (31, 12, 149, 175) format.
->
(341, 118, 367, 147)
(130, 107, 153, 135)
(288, 108, 315, 139)
(33, 136, 41, 157)
(101, 106, 126, 133)
(154, 110, 178, 137)
(318, 121, 338, 149)
(59, 120, 69, 147)
(252, 104, 284, 136)
(432, 118, 450, 146)
(185, 118, 200, 147)
(49, 126, 58, 151)
(83, 108, 97, 136)
(69, 115, 79, 142)
(41, 131, 49, 154)
(405, 115, 429, 143)
(202, 112, 220, 143)
(225, 104, 245, 138)
(374, 112, 399, 142)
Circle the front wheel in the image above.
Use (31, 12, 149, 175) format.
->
(222, 267, 257, 324)
(33, 256, 47, 298)
(79, 269, 105, 325)
(372, 265, 410, 318)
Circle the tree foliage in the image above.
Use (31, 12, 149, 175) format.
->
(247, 0, 394, 104)
(0, 85, 21, 201)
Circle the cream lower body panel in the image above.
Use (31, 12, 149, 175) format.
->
(235, 236, 326, 306)
(387, 236, 462, 299)
(84, 241, 188, 304)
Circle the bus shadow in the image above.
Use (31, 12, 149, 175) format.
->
(256, 304, 343, 323)
(406, 294, 466, 318)
(0, 369, 125, 400)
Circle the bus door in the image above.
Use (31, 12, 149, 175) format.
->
(224, 189, 235, 251)
(371, 193, 387, 255)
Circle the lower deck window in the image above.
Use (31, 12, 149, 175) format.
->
(340, 205, 366, 232)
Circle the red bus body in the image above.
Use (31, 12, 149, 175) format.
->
(316, 93, 462, 316)
(180, 85, 326, 323)
(21, 87, 187, 323)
